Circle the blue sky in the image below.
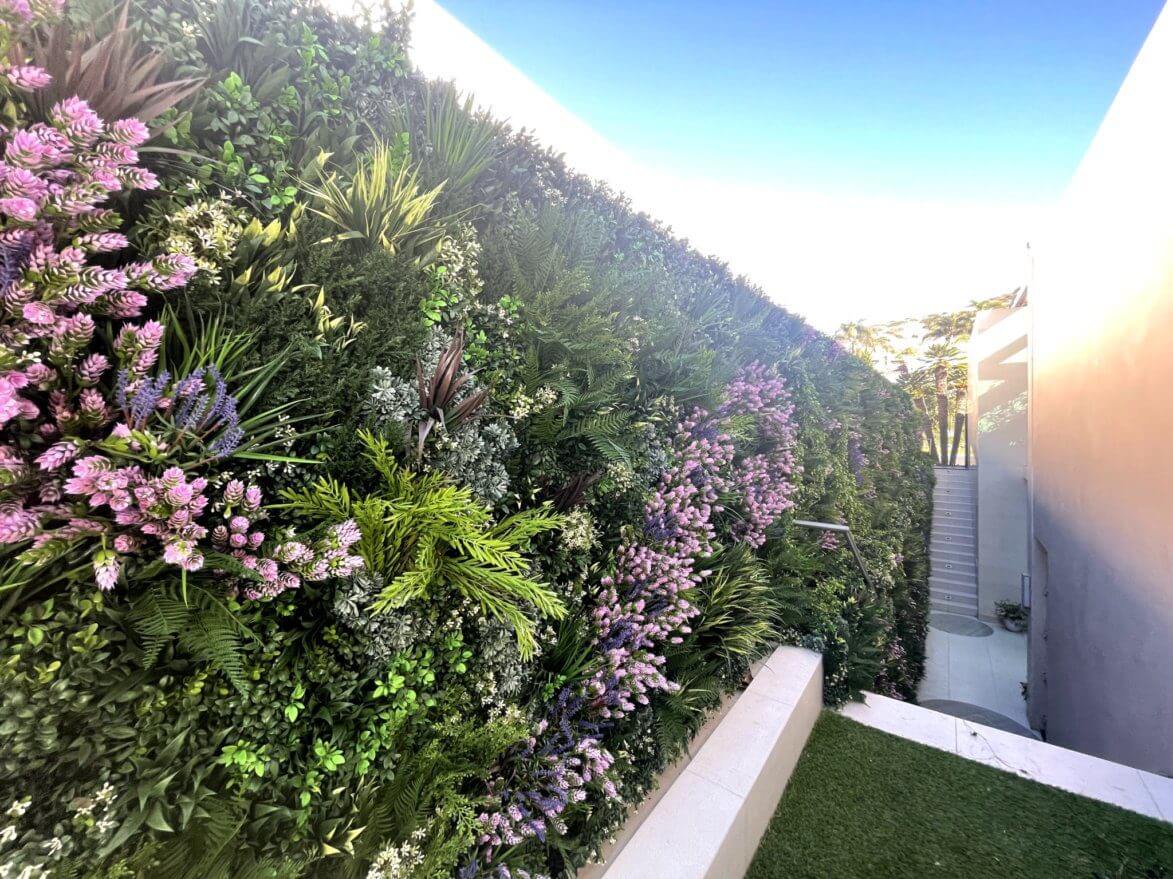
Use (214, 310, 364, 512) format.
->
(438, 0, 1163, 204)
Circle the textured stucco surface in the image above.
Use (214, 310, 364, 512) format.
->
(1030, 5, 1173, 775)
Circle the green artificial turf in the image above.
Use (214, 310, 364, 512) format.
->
(747, 711, 1173, 879)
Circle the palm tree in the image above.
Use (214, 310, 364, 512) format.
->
(841, 289, 1023, 464)
(900, 362, 941, 462)
(834, 320, 892, 365)
(947, 358, 969, 465)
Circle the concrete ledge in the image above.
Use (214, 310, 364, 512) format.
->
(592, 646, 823, 879)
(841, 692, 1173, 823)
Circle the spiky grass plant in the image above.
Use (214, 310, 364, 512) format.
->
(302, 139, 454, 261)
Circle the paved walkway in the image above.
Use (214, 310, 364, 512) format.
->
(918, 611, 1032, 735)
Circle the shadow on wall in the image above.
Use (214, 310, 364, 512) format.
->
(977, 334, 1027, 439)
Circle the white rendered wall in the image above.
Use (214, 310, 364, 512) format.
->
(1029, 4, 1173, 774)
(968, 307, 1030, 620)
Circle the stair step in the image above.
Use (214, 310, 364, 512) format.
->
(932, 553, 976, 565)
(934, 511, 976, 521)
(933, 522, 975, 534)
(930, 552, 976, 569)
(935, 497, 975, 508)
(935, 499, 976, 511)
(931, 558, 976, 574)
(930, 540, 975, 556)
(930, 571, 978, 589)
(929, 575, 975, 596)
(931, 558, 977, 572)
(932, 533, 975, 546)
(930, 586, 978, 602)
(931, 597, 978, 616)
(930, 590, 978, 605)
(930, 580, 978, 594)
(930, 539, 976, 553)
(933, 525, 976, 539)
(935, 501, 976, 513)
(930, 563, 977, 579)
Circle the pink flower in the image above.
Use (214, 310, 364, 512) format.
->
(243, 485, 262, 511)
(0, 196, 38, 220)
(4, 64, 51, 90)
(21, 300, 53, 323)
(23, 364, 53, 386)
(0, 374, 25, 426)
(113, 533, 138, 553)
(93, 550, 120, 590)
(0, 0, 36, 23)
(0, 503, 38, 543)
(51, 97, 104, 145)
(162, 539, 194, 565)
(108, 118, 150, 146)
(75, 231, 128, 253)
(331, 519, 361, 548)
(34, 439, 79, 471)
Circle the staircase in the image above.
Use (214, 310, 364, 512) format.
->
(930, 466, 978, 616)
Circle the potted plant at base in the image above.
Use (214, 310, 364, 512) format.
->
(995, 601, 1029, 632)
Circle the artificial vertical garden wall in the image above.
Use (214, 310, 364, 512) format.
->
(0, 0, 932, 877)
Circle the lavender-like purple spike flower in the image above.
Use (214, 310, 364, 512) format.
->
(172, 366, 205, 428)
(112, 368, 129, 411)
(208, 424, 243, 459)
(127, 370, 169, 429)
(0, 231, 33, 296)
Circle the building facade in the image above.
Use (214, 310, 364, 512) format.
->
(1026, 4, 1173, 775)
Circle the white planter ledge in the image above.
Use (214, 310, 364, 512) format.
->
(585, 646, 823, 879)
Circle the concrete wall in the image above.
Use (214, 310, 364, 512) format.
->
(1029, 5, 1173, 775)
(969, 308, 1030, 620)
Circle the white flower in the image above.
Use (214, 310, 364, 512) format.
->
(71, 798, 95, 817)
(0, 824, 17, 846)
(93, 783, 116, 807)
(561, 508, 598, 552)
(43, 837, 63, 856)
(5, 800, 28, 819)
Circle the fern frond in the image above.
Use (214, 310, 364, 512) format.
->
(127, 584, 257, 691)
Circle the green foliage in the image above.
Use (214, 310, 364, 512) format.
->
(353, 715, 527, 879)
(281, 430, 566, 657)
(127, 582, 257, 690)
(0, 0, 934, 874)
(302, 139, 455, 261)
(391, 80, 502, 213)
(19, 0, 203, 128)
(652, 547, 779, 755)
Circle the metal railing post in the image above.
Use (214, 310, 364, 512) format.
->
(793, 519, 874, 589)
